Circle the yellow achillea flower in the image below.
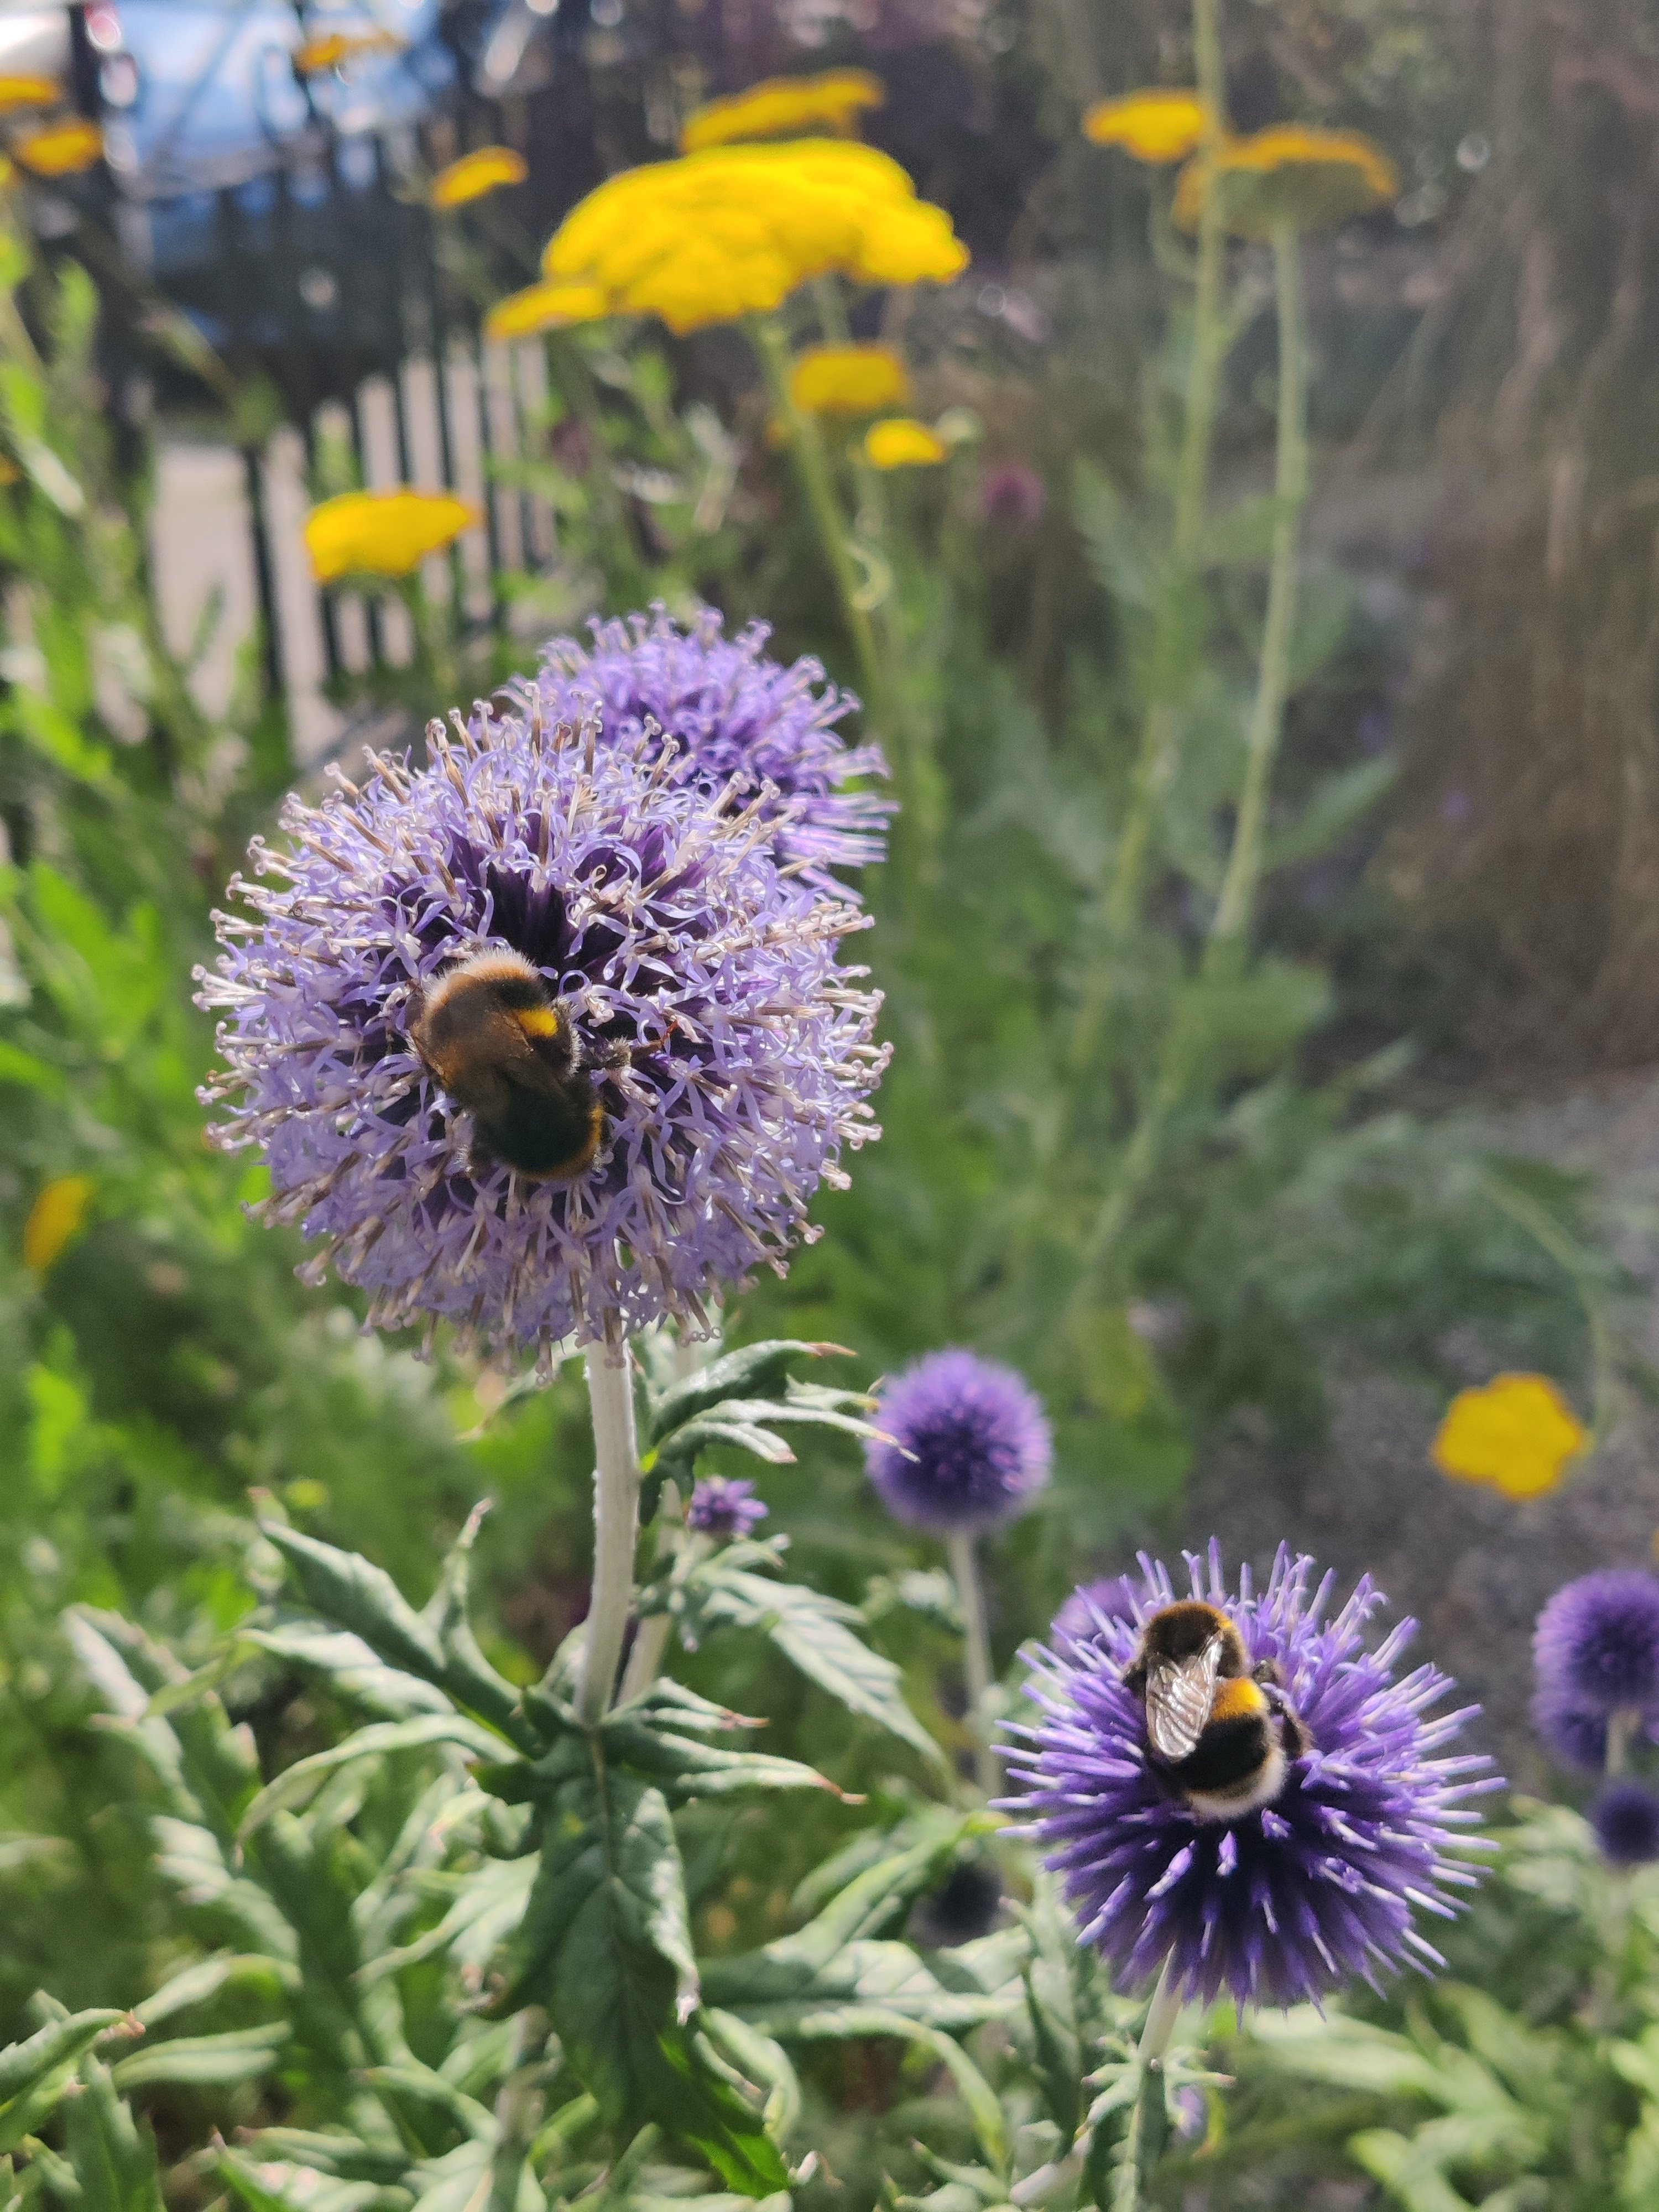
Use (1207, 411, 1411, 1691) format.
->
(1431, 1372, 1589, 1501)
(1083, 88, 1208, 164)
(484, 279, 609, 343)
(431, 145, 528, 210)
(25, 1176, 93, 1274)
(303, 489, 479, 583)
(864, 417, 948, 469)
(293, 28, 404, 74)
(0, 76, 60, 112)
(789, 342, 911, 416)
(14, 119, 102, 177)
(681, 68, 885, 154)
(542, 140, 968, 335)
(1174, 124, 1397, 237)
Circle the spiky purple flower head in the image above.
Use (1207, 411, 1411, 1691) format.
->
(1005, 1544, 1499, 2010)
(865, 1348, 1051, 1533)
(685, 1475, 768, 1541)
(1592, 1780, 1659, 1867)
(198, 705, 888, 1360)
(520, 607, 890, 896)
(1534, 1571, 1659, 1715)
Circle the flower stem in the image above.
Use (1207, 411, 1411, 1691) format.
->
(1077, 225, 1308, 1302)
(947, 1526, 1000, 1798)
(576, 1339, 641, 1725)
(1206, 221, 1307, 964)
(1098, 0, 1230, 948)
(1609, 1707, 1636, 1778)
(1110, 1959, 1183, 2212)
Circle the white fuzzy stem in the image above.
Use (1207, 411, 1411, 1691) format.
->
(1139, 1957, 1183, 2063)
(576, 1339, 641, 1725)
(947, 1526, 1000, 1798)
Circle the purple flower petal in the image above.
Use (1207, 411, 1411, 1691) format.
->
(685, 1475, 768, 1540)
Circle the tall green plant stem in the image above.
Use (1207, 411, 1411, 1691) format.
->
(749, 315, 932, 881)
(1112, 1959, 1183, 2211)
(576, 1340, 641, 1724)
(946, 1527, 999, 1798)
(1080, 221, 1309, 1295)
(1099, 0, 1230, 946)
(1206, 222, 1307, 962)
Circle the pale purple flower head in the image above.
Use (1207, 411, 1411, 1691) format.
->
(521, 606, 890, 895)
(865, 1349, 1051, 1533)
(1534, 1571, 1659, 1715)
(1005, 1544, 1499, 2010)
(198, 705, 888, 1360)
(1592, 1780, 1659, 1867)
(685, 1475, 768, 1541)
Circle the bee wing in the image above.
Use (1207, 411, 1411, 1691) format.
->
(1143, 1635, 1224, 1762)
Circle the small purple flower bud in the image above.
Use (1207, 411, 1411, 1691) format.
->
(1534, 1571, 1659, 1715)
(865, 1348, 1051, 1533)
(1592, 1780, 1659, 1867)
(685, 1475, 768, 1541)
(979, 462, 1046, 528)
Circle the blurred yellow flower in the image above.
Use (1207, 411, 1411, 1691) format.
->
(0, 156, 14, 191)
(293, 29, 404, 74)
(483, 278, 609, 342)
(681, 68, 885, 154)
(542, 140, 968, 335)
(0, 76, 60, 112)
(789, 342, 911, 416)
(1431, 1372, 1589, 1500)
(864, 417, 948, 469)
(303, 489, 479, 583)
(25, 1176, 93, 1274)
(431, 145, 528, 210)
(1174, 124, 1397, 237)
(1084, 88, 1208, 164)
(14, 120, 102, 177)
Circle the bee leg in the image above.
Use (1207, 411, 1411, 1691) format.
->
(1121, 1657, 1148, 1697)
(588, 1037, 633, 1071)
(1251, 1657, 1286, 1688)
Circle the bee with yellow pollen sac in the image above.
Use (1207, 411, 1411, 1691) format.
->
(1123, 1598, 1312, 1820)
(409, 947, 619, 1183)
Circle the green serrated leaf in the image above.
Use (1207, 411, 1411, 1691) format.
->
(498, 1765, 784, 2196)
(237, 1715, 515, 1843)
(682, 1563, 943, 1769)
(111, 2022, 290, 2091)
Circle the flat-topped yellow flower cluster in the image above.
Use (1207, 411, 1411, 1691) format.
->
(680, 67, 883, 153)
(541, 139, 968, 335)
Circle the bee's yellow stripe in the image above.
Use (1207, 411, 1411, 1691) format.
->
(515, 1006, 561, 1039)
(1209, 1676, 1267, 1723)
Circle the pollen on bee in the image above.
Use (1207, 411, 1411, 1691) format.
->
(515, 1006, 561, 1039)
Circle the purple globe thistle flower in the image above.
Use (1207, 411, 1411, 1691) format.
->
(685, 1475, 768, 1541)
(1052, 1574, 1142, 1647)
(1534, 1571, 1659, 1715)
(1005, 1543, 1499, 2010)
(1592, 1780, 1659, 1867)
(865, 1349, 1052, 1533)
(521, 607, 890, 895)
(199, 707, 888, 1361)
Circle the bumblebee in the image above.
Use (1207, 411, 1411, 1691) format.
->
(408, 948, 608, 1181)
(1123, 1599, 1311, 1823)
